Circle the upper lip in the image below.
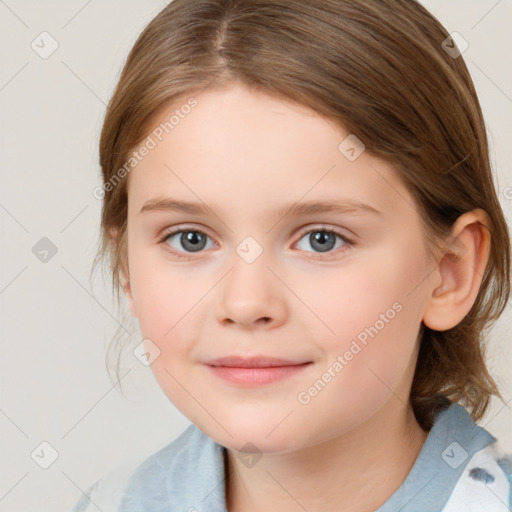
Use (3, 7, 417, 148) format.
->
(205, 356, 311, 368)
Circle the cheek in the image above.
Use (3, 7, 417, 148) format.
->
(307, 246, 425, 395)
(297, 297, 420, 439)
(130, 264, 202, 413)
(310, 247, 424, 348)
(129, 245, 206, 337)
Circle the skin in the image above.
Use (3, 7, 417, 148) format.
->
(120, 82, 491, 512)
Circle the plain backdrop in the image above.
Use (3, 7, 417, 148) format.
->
(0, 1, 511, 510)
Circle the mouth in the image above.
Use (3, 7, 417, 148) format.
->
(204, 356, 313, 386)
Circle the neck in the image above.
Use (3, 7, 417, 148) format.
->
(225, 398, 429, 512)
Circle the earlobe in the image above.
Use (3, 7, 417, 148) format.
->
(122, 277, 137, 318)
(422, 209, 491, 331)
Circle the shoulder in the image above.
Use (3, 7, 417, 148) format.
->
(71, 424, 221, 512)
(70, 458, 138, 512)
(379, 401, 512, 512)
(118, 423, 226, 510)
(442, 441, 512, 512)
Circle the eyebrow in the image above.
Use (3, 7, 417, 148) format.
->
(139, 197, 383, 218)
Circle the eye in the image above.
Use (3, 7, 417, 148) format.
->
(159, 228, 215, 258)
(158, 225, 354, 260)
(295, 227, 354, 256)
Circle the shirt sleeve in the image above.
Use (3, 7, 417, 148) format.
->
(71, 480, 101, 512)
(70, 458, 141, 512)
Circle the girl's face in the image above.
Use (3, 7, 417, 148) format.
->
(123, 82, 434, 452)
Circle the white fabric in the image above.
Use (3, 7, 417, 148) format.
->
(443, 443, 511, 511)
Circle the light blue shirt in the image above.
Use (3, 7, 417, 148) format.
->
(72, 401, 512, 511)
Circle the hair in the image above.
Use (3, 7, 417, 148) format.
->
(92, 0, 511, 430)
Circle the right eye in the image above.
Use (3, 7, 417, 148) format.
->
(158, 228, 216, 258)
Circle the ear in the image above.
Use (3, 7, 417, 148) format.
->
(121, 275, 137, 319)
(108, 226, 137, 318)
(422, 209, 491, 331)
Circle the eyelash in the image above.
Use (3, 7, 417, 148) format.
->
(157, 225, 355, 260)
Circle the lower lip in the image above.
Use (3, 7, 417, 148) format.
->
(206, 363, 312, 386)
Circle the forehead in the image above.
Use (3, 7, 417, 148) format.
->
(126, 83, 414, 222)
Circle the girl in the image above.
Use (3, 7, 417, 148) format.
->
(74, 0, 512, 510)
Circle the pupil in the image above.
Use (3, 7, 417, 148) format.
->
(311, 231, 335, 252)
(182, 231, 206, 252)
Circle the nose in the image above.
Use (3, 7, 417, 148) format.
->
(214, 253, 288, 329)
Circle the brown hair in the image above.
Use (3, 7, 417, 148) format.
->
(92, 0, 511, 430)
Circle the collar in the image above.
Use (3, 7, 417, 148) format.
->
(376, 402, 496, 511)
(119, 402, 496, 511)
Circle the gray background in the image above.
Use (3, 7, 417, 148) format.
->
(0, 1, 511, 510)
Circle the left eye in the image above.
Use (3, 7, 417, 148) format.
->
(295, 228, 352, 254)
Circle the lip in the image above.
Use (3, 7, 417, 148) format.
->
(205, 356, 309, 368)
(204, 356, 312, 386)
